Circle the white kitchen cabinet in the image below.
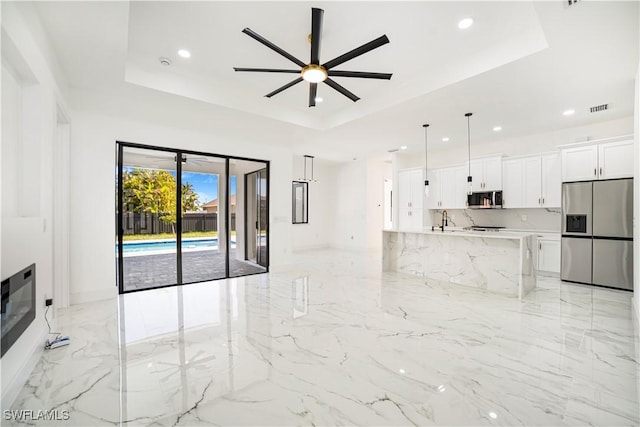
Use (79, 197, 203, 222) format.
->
(537, 233, 561, 275)
(426, 165, 467, 209)
(468, 156, 502, 191)
(398, 168, 424, 229)
(501, 153, 561, 209)
(598, 140, 634, 179)
(501, 158, 523, 208)
(541, 153, 561, 207)
(561, 140, 633, 182)
(523, 156, 542, 208)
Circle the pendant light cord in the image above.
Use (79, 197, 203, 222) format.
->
(423, 124, 429, 172)
(466, 113, 472, 176)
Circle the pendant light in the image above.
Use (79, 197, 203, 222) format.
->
(298, 155, 318, 182)
(465, 112, 473, 195)
(423, 124, 430, 197)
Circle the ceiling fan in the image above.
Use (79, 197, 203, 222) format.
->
(234, 7, 392, 107)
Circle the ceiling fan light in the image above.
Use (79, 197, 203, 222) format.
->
(302, 64, 328, 83)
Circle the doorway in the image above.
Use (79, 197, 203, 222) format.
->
(115, 142, 269, 293)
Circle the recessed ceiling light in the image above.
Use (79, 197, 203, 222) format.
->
(489, 412, 498, 419)
(399, 368, 406, 374)
(178, 49, 191, 58)
(458, 17, 474, 30)
(442, 137, 450, 142)
(315, 97, 323, 103)
(563, 109, 575, 116)
(400, 146, 408, 150)
(493, 126, 502, 132)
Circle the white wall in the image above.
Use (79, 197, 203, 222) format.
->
(290, 156, 336, 251)
(328, 156, 391, 251)
(1, 2, 68, 409)
(366, 157, 392, 251)
(331, 159, 368, 249)
(69, 109, 293, 303)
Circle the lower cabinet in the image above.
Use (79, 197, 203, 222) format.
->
(399, 208, 424, 230)
(537, 234, 561, 275)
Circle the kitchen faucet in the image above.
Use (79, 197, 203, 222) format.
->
(440, 210, 448, 231)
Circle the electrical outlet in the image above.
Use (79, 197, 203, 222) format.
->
(45, 298, 53, 307)
(521, 215, 528, 221)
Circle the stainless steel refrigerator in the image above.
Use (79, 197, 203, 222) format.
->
(561, 178, 633, 290)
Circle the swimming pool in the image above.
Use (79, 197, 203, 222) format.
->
(121, 238, 218, 253)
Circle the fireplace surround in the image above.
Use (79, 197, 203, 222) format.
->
(1, 264, 36, 357)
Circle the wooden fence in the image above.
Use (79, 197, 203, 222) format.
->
(121, 212, 236, 235)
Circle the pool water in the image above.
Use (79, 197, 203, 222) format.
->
(121, 238, 218, 253)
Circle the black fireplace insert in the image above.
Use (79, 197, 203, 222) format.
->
(1, 263, 36, 357)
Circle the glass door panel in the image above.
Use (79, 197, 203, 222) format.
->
(119, 146, 178, 292)
(229, 160, 268, 277)
(180, 154, 227, 283)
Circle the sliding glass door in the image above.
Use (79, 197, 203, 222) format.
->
(229, 160, 269, 278)
(116, 142, 269, 293)
(118, 146, 179, 291)
(180, 154, 227, 284)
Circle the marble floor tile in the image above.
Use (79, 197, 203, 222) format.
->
(5, 248, 640, 426)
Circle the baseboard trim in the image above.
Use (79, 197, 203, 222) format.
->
(1, 328, 47, 410)
(70, 287, 117, 305)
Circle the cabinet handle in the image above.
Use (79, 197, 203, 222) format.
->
(599, 167, 603, 177)
(594, 168, 597, 176)
(539, 243, 542, 251)
(542, 197, 545, 205)
(538, 198, 541, 205)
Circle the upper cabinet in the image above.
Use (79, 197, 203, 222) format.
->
(502, 153, 561, 208)
(427, 166, 467, 209)
(468, 156, 502, 191)
(398, 168, 424, 229)
(561, 140, 633, 182)
(541, 153, 561, 207)
(598, 140, 635, 179)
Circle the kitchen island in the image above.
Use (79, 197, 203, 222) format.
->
(383, 229, 536, 299)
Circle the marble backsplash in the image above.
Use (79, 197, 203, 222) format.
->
(427, 208, 561, 232)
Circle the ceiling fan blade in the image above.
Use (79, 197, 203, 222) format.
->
(309, 83, 318, 107)
(322, 35, 390, 70)
(323, 78, 360, 102)
(234, 67, 300, 74)
(242, 28, 306, 68)
(265, 77, 304, 98)
(328, 70, 392, 80)
(310, 8, 324, 65)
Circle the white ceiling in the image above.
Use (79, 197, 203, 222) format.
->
(32, 1, 639, 162)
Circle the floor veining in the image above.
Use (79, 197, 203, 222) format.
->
(7, 249, 640, 426)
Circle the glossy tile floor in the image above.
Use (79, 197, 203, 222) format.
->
(8, 249, 640, 426)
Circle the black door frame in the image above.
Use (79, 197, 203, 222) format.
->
(116, 141, 270, 294)
(243, 167, 269, 267)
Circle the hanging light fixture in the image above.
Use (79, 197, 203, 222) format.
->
(423, 124, 430, 197)
(298, 155, 318, 182)
(465, 112, 473, 195)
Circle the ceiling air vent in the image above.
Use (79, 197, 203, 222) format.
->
(590, 104, 608, 113)
(387, 148, 399, 153)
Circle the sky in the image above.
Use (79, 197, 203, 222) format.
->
(182, 172, 237, 204)
(123, 167, 236, 205)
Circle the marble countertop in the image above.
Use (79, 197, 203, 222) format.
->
(384, 228, 536, 240)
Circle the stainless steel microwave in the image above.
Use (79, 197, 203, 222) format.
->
(467, 191, 503, 209)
